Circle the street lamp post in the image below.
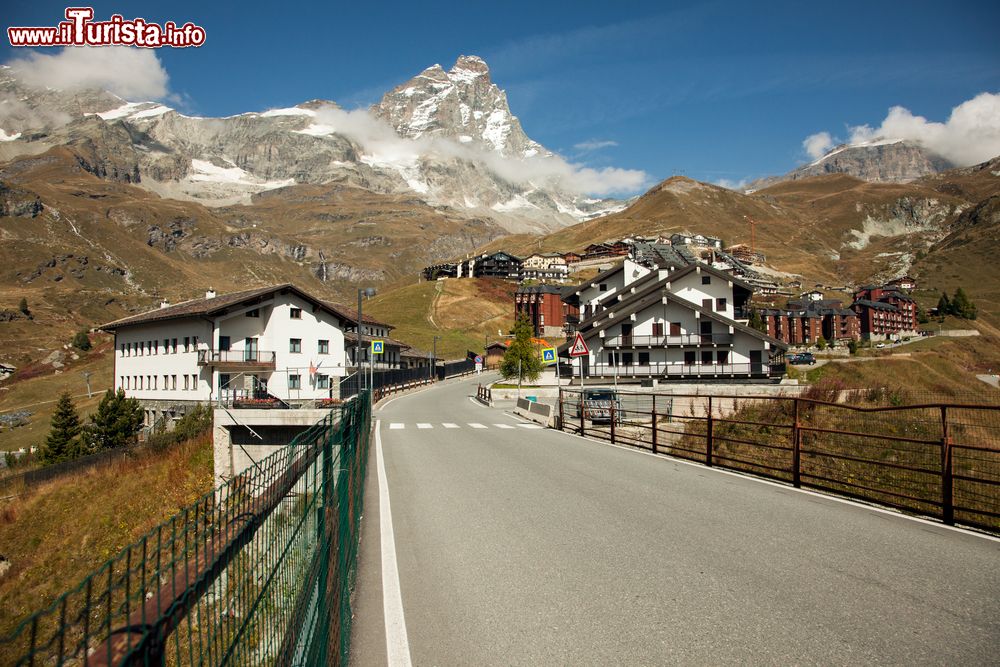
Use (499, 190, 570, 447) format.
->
(432, 336, 440, 381)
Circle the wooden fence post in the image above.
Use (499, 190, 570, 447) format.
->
(706, 396, 714, 467)
(941, 406, 954, 525)
(792, 398, 801, 488)
(651, 408, 657, 454)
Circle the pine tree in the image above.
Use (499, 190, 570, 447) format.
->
(83, 388, 144, 451)
(937, 292, 951, 317)
(951, 287, 977, 320)
(41, 392, 82, 465)
(748, 308, 767, 333)
(72, 330, 92, 351)
(500, 315, 544, 383)
(18, 297, 28, 316)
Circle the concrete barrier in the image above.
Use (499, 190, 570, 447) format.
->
(514, 397, 555, 427)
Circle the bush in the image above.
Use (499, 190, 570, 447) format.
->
(847, 340, 858, 355)
(72, 330, 92, 351)
(147, 404, 212, 452)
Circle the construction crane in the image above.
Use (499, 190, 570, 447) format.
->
(743, 215, 758, 255)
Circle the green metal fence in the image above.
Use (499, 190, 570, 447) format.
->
(0, 391, 372, 667)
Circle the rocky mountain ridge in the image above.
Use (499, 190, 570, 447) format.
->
(0, 57, 624, 234)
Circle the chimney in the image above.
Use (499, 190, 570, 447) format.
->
(159, 300, 171, 309)
(205, 288, 216, 299)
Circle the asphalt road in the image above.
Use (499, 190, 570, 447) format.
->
(350, 374, 1000, 665)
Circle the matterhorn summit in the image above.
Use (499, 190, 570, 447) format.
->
(374, 55, 546, 159)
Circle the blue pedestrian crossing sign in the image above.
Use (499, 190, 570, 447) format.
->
(541, 347, 556, 364)
(371, 340, 384, 354)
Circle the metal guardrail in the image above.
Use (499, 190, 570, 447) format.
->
(603, 333, 735, 347)
(0, 391, 372, 666)
(557, 388, 1000, 532)
(197, 349, 276, 366)
(477, 384, 492, 404)
(587, 362, 784, 378)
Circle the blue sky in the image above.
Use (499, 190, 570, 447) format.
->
(3, 0, 999, 192)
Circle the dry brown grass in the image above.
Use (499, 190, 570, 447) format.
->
(0, 433, 213, 640)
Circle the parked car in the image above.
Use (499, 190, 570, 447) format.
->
(574, 388, 623, 424)
(788, 352, 816, 365)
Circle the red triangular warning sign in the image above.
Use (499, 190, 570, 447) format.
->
(568, 332, 590, 357)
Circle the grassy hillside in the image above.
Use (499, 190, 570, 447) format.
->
(0, 336, 114, 453)
(365, 278, 516, 360)
(0, 433, 214, 642)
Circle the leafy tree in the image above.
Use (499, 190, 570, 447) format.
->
(816, 336, 827, 351)
(18, 297, 28, 316)
(72, 330, 92, 351)
(500, 314, 543, 383)
(748, 308, 767, 333)
(40, 392, 82, 465)
(951, 287, 977, 320)
(82, 388, 143, 452)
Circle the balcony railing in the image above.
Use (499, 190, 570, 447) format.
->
(197, 349, 276, 367)
(603, 333, 734, 347)
(589, 361, 784, 378)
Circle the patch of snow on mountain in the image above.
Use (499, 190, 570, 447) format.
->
(95, 102, 145, 120)
(0, 129, 21, 141)
(458, 135, 472, 143)
(259, 107, 315, 118)
(482, 109, 510, 152)
(129, 105, 172, 119)
(492, 194, 539, 212)
(459, 103, 470, 126)
(294, 124, 336, 137)
(189, 159, 294, 189)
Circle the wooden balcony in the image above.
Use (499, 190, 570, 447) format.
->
(197, 349, 276, 371)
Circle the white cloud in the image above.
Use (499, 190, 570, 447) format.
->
(310, 106, 648, 196)
(803, 131, 835, 160)
(714, 178, 749, 191)
(805, 93, 1000, 166)
(6, 47, 169, 100)
(573, 139, 618, 152)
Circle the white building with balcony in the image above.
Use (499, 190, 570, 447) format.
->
(560, 264, 787, 382)
(100, 284, 358, 425)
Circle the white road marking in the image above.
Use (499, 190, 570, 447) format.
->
(493, 424, 515, 429)
(468, 423, 487, 429)
(442, 423, 459, 428)
(389, 423, 405, 430)
(516, 423, 544, 429)
(376, 421, 413, 666)
(417, 423, 432, 429)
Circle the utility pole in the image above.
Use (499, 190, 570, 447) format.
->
(432, 336, 440, 381)
(81, 371, 93, 398)
(357, 289, 364, 392)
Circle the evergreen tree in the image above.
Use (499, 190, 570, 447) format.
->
(41, 392, 82, 465)
(951, 287, 977, 320)
(83, 388, 143, 451)
(500, 315, 544, 383)
(816, 336, 827, 351)
(748, 308, 767, 333)
(937, 292, 951, 317)
(18, 297, 28, 316)
(847, 339, 858, 355)
(72, 330, 92, 351)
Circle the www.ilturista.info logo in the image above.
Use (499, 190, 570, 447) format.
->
(7, 7, 206, 48)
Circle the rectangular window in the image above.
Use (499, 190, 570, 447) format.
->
(318, 339, 329, 354)
(190, 375, 198, 390)
(290, 307, 302, 319)
(184, 336, 190, 353)
(638, 352, 650, 365)
(219, 373, 231, 391)
(718, 351, 729, 365)
(193, 336, 199, 349)
(171, 338, 178, 353)
(152, 341, 157, 355)
(701, 351, 713, 365)
(246, 309, 259, 318)
(152, 376, 158, 390)
(289, 338, 302, 353)
(652, 322, 664, 337)
(163, 375, 169, 389)
(670, 322, 681, 336)
(172, 375, 177, 390)
(289, 374, 301, 390)
(716, 298, 727, 311)
(599, 283, 608, 292)
(608, 353, 616, 366)
(684, 351, 696, 365)
(702, 298, 713, 310)
(183, 375, 189, 390)
(219, 335, 231, 352)
(163, 339, 169, 354)
(317, 374, 329, 389)
(121, 376, 126, 389)
(622, 353, 633, 366)
(702, 275, 711, 285)
(121, 343, 126, 356)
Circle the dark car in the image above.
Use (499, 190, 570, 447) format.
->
(789, 352, 816, 365)
(575, 388, 623, 423)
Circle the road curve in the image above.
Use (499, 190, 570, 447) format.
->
(351, 374, 1000, 665)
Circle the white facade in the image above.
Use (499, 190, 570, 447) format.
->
(112, 290, 349, 405)
(574, 260, 651, 320)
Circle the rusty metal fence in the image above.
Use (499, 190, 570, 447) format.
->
(0, 391, 372, 666)
(557, 388, 1000, 532)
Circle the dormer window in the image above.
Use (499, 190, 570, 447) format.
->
(702, 276, 711, 285)
(290, 307, 302, 319)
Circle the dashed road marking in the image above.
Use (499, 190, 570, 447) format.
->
(417, 423, 432, 429)
(493, 424, 515, 429)
(468, 423, 487, 429)
(442, 423, 459, 428)
(517, 423, 543, 429)
(389, 423, 405, 430)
